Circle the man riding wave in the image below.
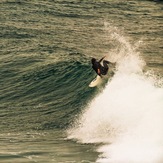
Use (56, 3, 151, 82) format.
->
(91, 56, 111, 77)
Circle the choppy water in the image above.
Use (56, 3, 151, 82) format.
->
(0, 0, 163, 162)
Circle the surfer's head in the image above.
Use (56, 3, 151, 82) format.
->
(91, 58, 96, 64)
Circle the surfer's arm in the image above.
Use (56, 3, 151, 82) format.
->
(99, 56, 114, 64)
(97, 68, 102, 77)
(99, 56, 106, 63)
(97, 68, 100, 74)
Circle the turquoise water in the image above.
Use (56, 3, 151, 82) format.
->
(0, 0, 163, 162)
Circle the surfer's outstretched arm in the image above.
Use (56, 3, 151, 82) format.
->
(99, 56, 113, 65)
(99, 56, 106, 63)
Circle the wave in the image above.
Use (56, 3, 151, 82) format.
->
(67, 28, 163, 163)
(0, 52, 97, 131)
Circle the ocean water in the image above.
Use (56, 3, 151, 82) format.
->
(0, 0, 163, 162)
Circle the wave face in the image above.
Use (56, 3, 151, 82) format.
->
(0, 56, 96, 131)
(0, 0, 163, 162)
(67, 30, 163, 163)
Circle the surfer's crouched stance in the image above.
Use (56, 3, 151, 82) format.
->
(91, 56, 111, 77)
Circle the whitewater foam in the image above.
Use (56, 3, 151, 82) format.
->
(67, 28, 163, 163)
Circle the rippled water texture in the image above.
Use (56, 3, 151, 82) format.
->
(0, 0, 163, 162)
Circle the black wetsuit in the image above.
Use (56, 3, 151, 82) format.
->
(92, 57, 110, 76)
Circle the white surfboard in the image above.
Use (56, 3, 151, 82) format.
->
(89, 75, 102, 87)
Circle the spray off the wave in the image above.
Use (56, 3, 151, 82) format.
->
(67, 27, 163, 163)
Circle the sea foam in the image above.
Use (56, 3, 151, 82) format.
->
(67, 27, 163, 163)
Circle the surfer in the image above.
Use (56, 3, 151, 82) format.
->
(91, 56, 111, 77)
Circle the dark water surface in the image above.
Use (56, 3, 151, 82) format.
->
(0, 0, 163, 162)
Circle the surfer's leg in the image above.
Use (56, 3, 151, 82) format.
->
(101, 60, 109, 75)
(103, 60, 110, 66)
(100, 67, 108, 75)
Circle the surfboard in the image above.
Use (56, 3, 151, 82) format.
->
(89, 75, 102, 87)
